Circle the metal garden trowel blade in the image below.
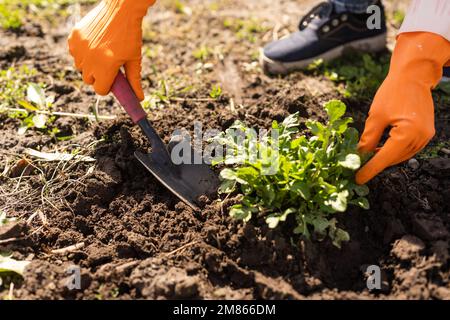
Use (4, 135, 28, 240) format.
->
(111, 73, 218, 210)
(134, 150, 219, 211)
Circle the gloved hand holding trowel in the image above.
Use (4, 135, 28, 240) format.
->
(68, 0, 450, 191)
(68, 0, 218, 210)
(68, 0, 154, 101)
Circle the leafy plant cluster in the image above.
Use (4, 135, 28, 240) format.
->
(308, 53, 389, 101)
(0, 66, 75, 140)
(0, 67, 61, 135)
(0, 66, 37, 106)
(211, 100, 370, 248)
(14, 83, 56, 135)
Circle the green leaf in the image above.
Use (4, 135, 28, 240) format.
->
(353, 184, 369, 197)
(18, 100, 38, 111)
(220, 168, 237, 181)
(332, 118, 353, 134)
(240, 184, 253, 195)
(224, 155, 246, 165)
(266, 208, 295, 229)
(282, 208, 296, 219)
(229, 205, 255, 222)
(326, 190, 349, 212)
(324, 100, 346, 122)
(0, 255, 30, 277)
(32, 114, 48, 129)
(266, 216, 280, 229)
(271, 120, 279, 129)
(56, 135, 73, 142)
(290, 136, 306, 149)
(351, 197, 370, 210)
(338, 154, 361, 170)
(17, 126, 28, 135)
(343, 127, 359, 148)
(281, 113, 299, 128)
(209, 85, 222, 99)
(280, 157, 292, 177)
(27, 83, 46, 108)
(218, 180, 236, 194)
(309, 215, 332, 237)
(332, 228, 350, 249)
(306, 121, 326, 138)
(261, 184, 276, 205)
(291, 181, 310, 200)
(236, 167, 259, 183)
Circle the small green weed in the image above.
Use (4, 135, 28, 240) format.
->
(308, 53, 390, 101)
(209, 85, 222, 99)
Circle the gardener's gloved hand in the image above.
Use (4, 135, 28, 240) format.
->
(356, 32, 450, 185)
(68, 0, 155, 101)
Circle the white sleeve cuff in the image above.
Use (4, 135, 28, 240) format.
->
(399, 0, 450, 41)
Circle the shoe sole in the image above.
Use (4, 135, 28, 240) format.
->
(261, 33, 387, 75)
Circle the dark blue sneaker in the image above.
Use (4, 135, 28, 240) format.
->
(442, 67, 450, 82)
(261, 0, 387, 75)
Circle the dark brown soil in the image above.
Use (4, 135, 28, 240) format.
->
(0, 0, 448, 300)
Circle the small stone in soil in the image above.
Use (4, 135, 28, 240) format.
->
(9, 158, 34, 178)
(408, 158, 420, 170)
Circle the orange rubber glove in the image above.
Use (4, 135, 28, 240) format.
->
(68, 0, 155, 101)
(356, 32, 450, 185)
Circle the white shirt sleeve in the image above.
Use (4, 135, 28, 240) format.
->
(399, 0, 450, 41)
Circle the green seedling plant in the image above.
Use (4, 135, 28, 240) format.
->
(172, 0, 192, 15)
(308, 53, 389, 101)
(211, 100, 370, 248)
(209, 85, 222, 99)
(0, 66, 37, 108)
(1, 69, 74, 140)
(193, 45, 211, 61)
(13, 83, 55, 134)
(0, 66, 57, 135)
(0, 254, 30, 288)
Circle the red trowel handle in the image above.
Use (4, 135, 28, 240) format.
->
(111, 71, 146, 123)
